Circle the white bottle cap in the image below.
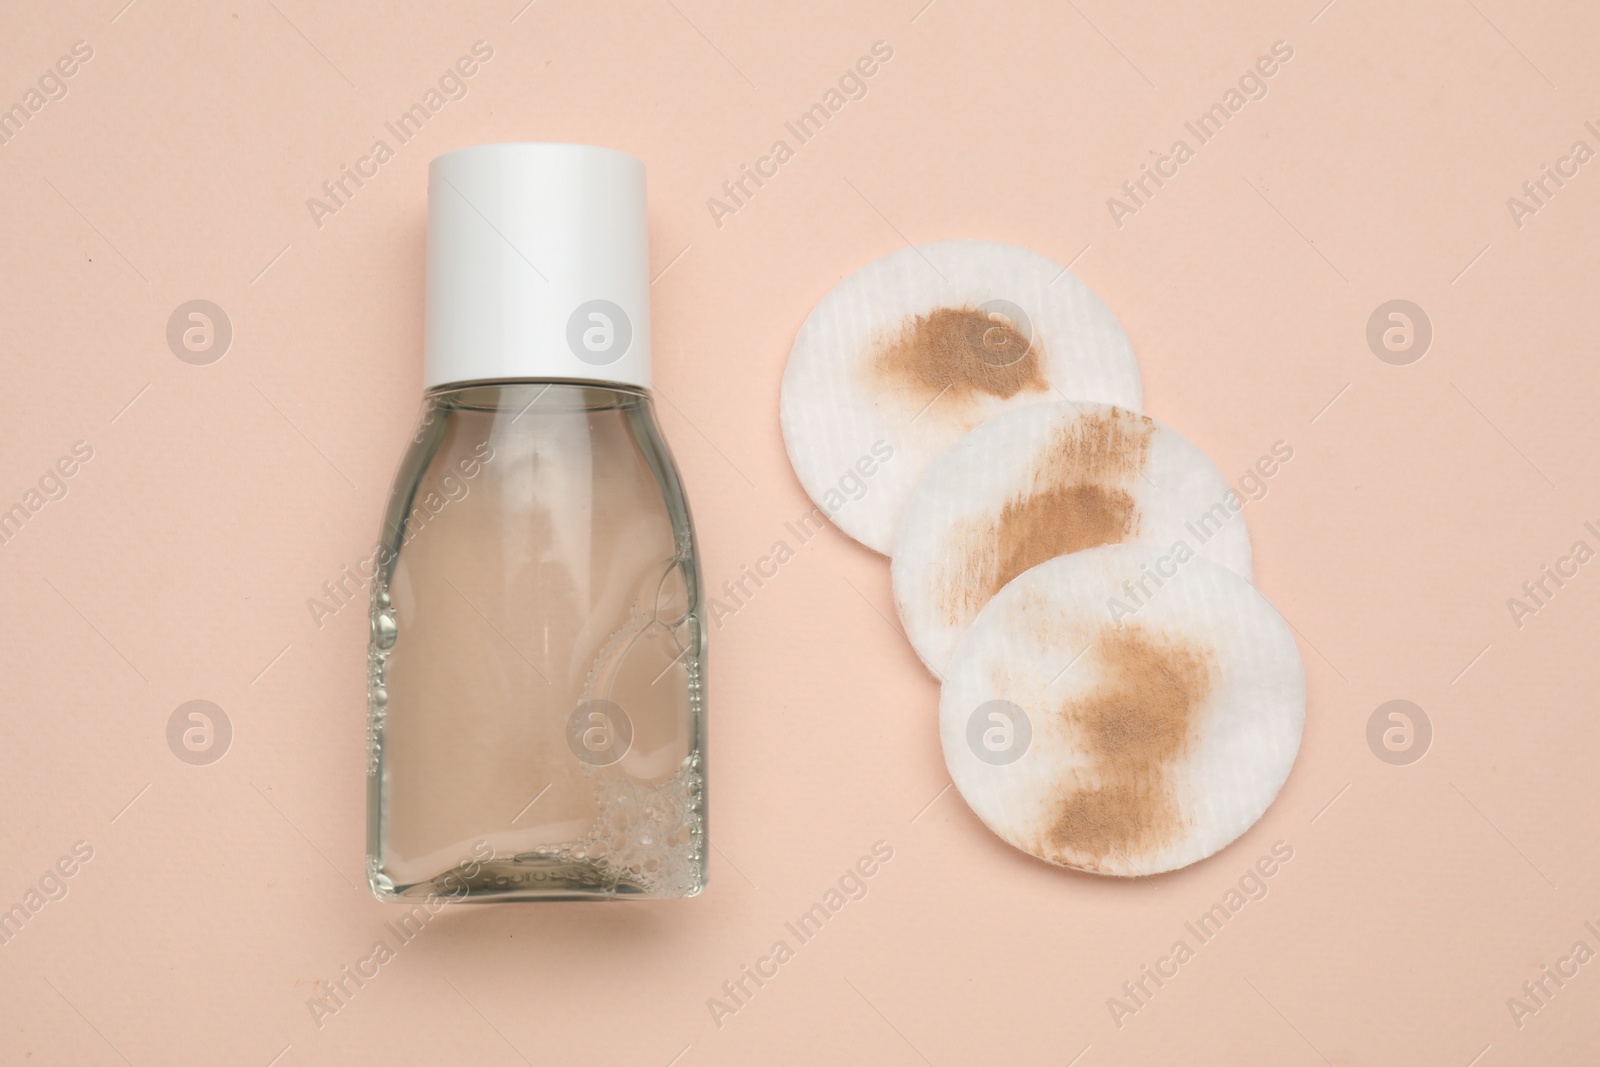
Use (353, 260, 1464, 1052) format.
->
(425, 143, 651, 390)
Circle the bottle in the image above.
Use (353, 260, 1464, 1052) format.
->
(366, 143, 707, 902)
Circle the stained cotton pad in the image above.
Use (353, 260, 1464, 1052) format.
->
(940, 544, 1303, 876)
(780, 240, 1142, 554)
(892, 402, 1252, 676)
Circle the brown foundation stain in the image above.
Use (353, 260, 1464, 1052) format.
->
(1044, 624, 1214, 871)
(941, 408, 1155, 625)
(872, 306, 1048, 404)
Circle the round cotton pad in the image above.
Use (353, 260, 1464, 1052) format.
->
(892, 402, 1252, 676)
(780, 240, 1142, 554)
(940, 545, 1303, 876)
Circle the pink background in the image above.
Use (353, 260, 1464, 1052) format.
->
(2, 0, 1598, 1063)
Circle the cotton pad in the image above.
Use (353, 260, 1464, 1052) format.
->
(940, 545, 1303, 876)
(780, 240, 1142, 554)
(892, 402, 1252, 676)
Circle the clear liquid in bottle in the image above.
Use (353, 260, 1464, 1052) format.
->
(367, 382, 706, 901)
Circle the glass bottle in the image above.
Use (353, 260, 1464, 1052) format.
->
(366, 144, 707, 901)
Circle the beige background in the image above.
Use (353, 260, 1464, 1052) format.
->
(2, 0, 1597, 1063)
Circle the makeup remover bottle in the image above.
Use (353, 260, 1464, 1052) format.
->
(366, 144, 707, 902)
